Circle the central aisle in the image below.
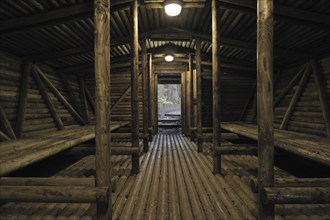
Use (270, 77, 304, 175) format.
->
(113, 134, 257, 220)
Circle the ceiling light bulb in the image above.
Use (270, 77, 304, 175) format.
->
(164, 0, 183, 16)
(164, 54, 174, 62)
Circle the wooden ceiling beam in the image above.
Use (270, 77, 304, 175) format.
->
(27, 26, 310, 62)
(0, 1, 131, 36)
(1, 0, 328, 37)
(219, 0, 330, 31)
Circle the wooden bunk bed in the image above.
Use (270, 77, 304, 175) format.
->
(221, 122, 330, 167)
(0, 122, 129, 176)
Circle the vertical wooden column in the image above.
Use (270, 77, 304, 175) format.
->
(257, 0, 274, 219)
(141, 39, 149, 152)
(212, 0, 222, 174)
(94, 0, 111, 219)
(130, 0, 140, 174)
(196, 38, 203, 152)
(154, 74, 158, 134)
(181, 72, 186, 135)
(148, 54, 155, 136)
(186, 59, 192, 137)
(190, 55, 195, 140)
(79, 77, 90, 124)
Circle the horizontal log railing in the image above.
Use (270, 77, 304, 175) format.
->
(0, 185, 110, 203)
(250, 178, 330, 193)
(261, 187, 330, 205)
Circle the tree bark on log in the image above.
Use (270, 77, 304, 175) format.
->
(0, 186, 109, 203)
(257, 0, 275, 218)
(130, 0, 140, 174)
(94, 0, 112, 218)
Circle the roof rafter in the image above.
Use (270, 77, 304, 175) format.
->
(26, 26, 311, 62)
(0, 0, 329, 36)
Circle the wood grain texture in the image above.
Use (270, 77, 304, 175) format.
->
(212, 0, 222, 174)
(0, 186, 109, 203)
(141, 39, 149, 152)
(94, 0, 112, 218)
(130, 0, 140, 174)
(195, 38, 203, 152)
(257, 0, 274, 218)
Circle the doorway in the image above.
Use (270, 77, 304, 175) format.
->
(157, 84, 181, 134)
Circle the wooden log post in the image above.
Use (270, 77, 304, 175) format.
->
(94, 0, 112, 219)
(79, 77, 90, 124)
(141, 39, 149, 152)
(187, 54, 192, 137)
(190, 55, 195, 140)
(130, 0, 140, 174)
(184, 68, 189, 136)
(196, 38, 203, 152)
(257, 0, 275, 219)
(181, 71, 186, 135)
(148, 54, 153, 139)
(212, 0, 222, 174)
(154, 70, 158, 134)
(15, 62, 31, 138)
(311, 60, 330, 138)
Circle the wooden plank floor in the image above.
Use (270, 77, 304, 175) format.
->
(0, 134, 329, 219)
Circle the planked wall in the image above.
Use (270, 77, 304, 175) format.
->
(242, 57, 330, 137)
(0, 51, 87, 141)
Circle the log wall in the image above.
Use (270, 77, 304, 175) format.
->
(85, 72, 143, 124)
(202, 74, 255, 126)
(0, 51, 85, 141)
(242, 57, 330, 137)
